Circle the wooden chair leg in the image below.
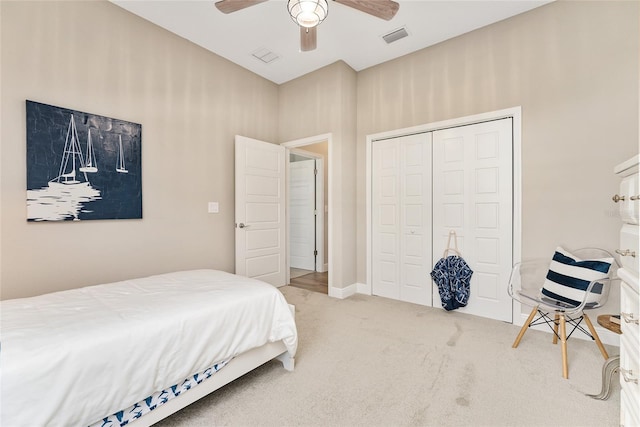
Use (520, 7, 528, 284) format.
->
(513, 306, 538, 348)
(553, 313, 559, 344)
(583, 313, 609, 360)
(559, 314, 569, 379)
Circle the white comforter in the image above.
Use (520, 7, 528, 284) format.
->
(0, 269, 298, 426)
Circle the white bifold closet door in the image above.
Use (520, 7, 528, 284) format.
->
(432, 118, 513, 322)
(372, 133, 433, 306)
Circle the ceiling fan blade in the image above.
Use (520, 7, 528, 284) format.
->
(333, 0, 399, 21)
(300, 26, 317, 52)
(214, 0, 268, 14)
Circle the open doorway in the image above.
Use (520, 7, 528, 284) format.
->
(288, 149, 327, 294)
(283, 135, 330, 294)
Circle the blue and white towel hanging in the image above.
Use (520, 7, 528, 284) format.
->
(430, 231, 473, 311)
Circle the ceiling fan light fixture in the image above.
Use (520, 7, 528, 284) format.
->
(287, 0, 328, 28)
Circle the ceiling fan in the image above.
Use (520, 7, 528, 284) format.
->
(214, 0, 400, 52)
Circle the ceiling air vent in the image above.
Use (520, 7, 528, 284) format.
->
(252, 48, 279, 64)
(382, 27, 409, 44)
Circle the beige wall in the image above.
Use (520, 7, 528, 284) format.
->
(278, 61, 358, 290)
(1, 0, 637, 310)
(356, 0, 638, 315)
(0, 1, 279, 299)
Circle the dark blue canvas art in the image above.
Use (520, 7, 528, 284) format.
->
(26, 101, 142, 221)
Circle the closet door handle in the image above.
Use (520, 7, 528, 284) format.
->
(612, 194, 626, 203)
(630, 195, 640, 201)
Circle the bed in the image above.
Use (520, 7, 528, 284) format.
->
(0, 269, 298, 426)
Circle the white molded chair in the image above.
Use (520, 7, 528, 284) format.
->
(508, 247, 619, 379)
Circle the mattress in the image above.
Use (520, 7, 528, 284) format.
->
(0, 269, 298, 426)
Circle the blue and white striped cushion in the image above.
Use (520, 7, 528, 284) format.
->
(541, 247, 612, 307)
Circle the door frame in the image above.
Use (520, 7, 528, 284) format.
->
(281, 133, 332, 292)
(364, 107, 522, 320)
(288, 148, 325, 273)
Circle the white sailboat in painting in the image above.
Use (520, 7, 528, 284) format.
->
(116, 134, 128, 174)
(30, 113, 101, 221)
(49, 114, 90, 187)
(79, 128, 98, 173)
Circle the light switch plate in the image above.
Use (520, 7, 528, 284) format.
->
(208, 202, 219, 213)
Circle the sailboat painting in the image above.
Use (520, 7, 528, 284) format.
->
(26, 100, 142, 221)
(80, 128, 98, 174)
(116, 135, 128, 174)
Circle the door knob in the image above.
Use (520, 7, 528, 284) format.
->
(621, 312, 639, 325)
(620, 368, 639, 384)
(612, 194, 626, 203)
(616, 249, 636, 257)
(238, 223, 250, 229)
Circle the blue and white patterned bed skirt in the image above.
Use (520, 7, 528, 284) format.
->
(90, 359, 231, 427)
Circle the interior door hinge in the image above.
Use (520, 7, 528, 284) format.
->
(314, 168, 318, 175)
(314, 250, 318, 256)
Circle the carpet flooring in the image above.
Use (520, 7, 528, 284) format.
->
(156, 285, 619, 426)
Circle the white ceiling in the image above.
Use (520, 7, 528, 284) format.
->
(111, 0, 552, 85)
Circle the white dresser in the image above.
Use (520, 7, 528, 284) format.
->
(614, 155, 640, 427)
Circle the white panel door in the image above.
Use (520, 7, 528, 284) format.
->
(372, 133, 432, 305)
(400, 133, 433, 305)
(235, 135, 286, 287)
(372, 139, 400, 300)
(432, 119, 513, 322)
(289, 159, 316, 270)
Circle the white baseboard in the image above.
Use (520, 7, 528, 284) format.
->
(314, 264, 328, 273)
(356, 282, 371, 295)
(514, 312, 620, 347)
(329, 283, 358, 299)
